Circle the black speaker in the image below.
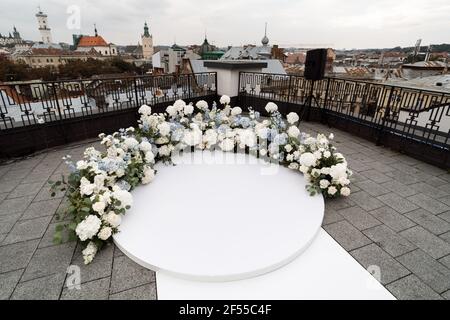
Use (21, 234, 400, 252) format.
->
(304, 49, 327, 81)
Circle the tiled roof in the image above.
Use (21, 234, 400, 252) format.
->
(77, 35, 108, 47)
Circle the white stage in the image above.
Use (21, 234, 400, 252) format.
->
(114, 150, 395, 299)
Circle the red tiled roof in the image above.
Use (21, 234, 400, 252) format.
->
(77, 36, 108, 47)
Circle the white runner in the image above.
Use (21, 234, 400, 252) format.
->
(156, 229, 396, 300)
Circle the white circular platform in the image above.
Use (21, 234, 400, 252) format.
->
(113, 150, 324, 281)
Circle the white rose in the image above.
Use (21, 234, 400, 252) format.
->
(321, 167, 331, 175)
(288, 163, 299, 170)
(265, 102, 278, 113)
(92, 201, 106, 214)
(104, 211, 122, 228)
(313, 150, 322, 159)
(138, 104, 152, 116)
(231, 107, 242, 116)
(80, 177, 95, 196)
(220, 95, 231, 105)
(340, 187, 351, 196)
(299, 152, 316, 167)
(184, 103, 194, 115)
(286, 154, 294, 162)
(286, 112, 299, 124)
(299, 165, 309, 173)
(158, 145, 172, 157)
(157, 122, 171, 136)
(311, 168, 321, 177)
(98, 227, 112, 241)
(284, 144, 293, 152)
(320, 179, 330, 189)
(288, 126, 300, 138)
(76, 215, 102, 241)
(323, 151, 331, 158)
(338, 176, 350, 186)
(173, 99, 186, 111)
(329, 133, 334, 140)
(328, 186, 338, 196)
(145, 151, 155, 163)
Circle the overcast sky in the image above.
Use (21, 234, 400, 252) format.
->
(0, 0, 449, 49)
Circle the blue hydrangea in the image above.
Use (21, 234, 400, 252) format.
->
(273, 133, 288, 145)
(239, 117, 251, 128)
(116, 180, 131, 191)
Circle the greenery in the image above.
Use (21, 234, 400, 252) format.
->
(0, 56, 147, 82)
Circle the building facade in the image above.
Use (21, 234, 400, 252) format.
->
(73, 26, 118, 56)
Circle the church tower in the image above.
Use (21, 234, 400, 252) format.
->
(36, 7, 53, 44)
(141, 21, 153, 60)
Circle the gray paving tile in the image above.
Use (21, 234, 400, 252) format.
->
(370, 207, 416, 232)
(366, 161, 396, 173)
(439, 255, 450, 269)
(20, 199, 62, 220)
(407, 193, 450, 215)
(0, 192, 8, 203)
(386, 274, 443, 300)
(427, 176, 448, 188)
(1, 168, 32, 181)
(350, 243, 410, 285)
(377, 193, 419, 214)
(360, 169, 393, 184)
(21, 243, 76, 281)
(110, 255, 156, 294)
(397, 249, 450, 294)
(400, 226, 450, 259)
(443, 290, 450, 300)
(354, 180, 389, 197)
(438, 196, 450, 207)
(323, 220, 372, 251)
(381, 180, 418, 198)
(0, 196, 34, 216)
(109, 283, 157, 300)
(350, 191, 384, 211)
(414, 163, 447, 176)
(324, 197, 355, 211)
(385, 170, 420, 185)
(11, 273, 65, 300)
(33, 179, 66, 202)
(0, 239, 39, 273)
(3, 216, 52, 245)
(0, 269, 23, 300)
(405, 209, 450, 235)
(322, 208, 345, 225)
(363, 225, 416, 257)
(71, 243, 114, 284)
(409, 182, 449, 200)
(440, 232, 450, 244)
(7, 182, 44, 199)
(337, 206, 382, 230)
(61, 277, 110, 300)
(438, 211, 450, 223)
(0, 213, 22, 235)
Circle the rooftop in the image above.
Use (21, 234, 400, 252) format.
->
(0, 122, 449, 300)
(77, 35, 108, 47)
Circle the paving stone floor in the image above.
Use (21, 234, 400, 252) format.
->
(0, 122, 449, 300)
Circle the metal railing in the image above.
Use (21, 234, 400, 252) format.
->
(0, 72, 217, 130)
(238, 72, 450, 168)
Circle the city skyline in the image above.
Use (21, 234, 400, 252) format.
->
(0, 0, 449, 49)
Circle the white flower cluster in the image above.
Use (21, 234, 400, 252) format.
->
(59, 96, 351, 264)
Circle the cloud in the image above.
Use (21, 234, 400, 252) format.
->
(0, 0, 449, 49)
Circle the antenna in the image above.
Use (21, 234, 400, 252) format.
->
(264, 22, 267, 37)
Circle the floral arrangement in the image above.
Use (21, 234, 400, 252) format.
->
(51, 96, 352, 264)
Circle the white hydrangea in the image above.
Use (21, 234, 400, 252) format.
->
(138, 104, 152, 116)
(265, 102, 278, 113)
(231, 107, 242, 116)
(92, 201, 106, 214)
(220, 138, 235, 152)
(183, 128, 203, 146)
(220, 95, 231, 105)
(195, 100, 208, 110)
(104, 211, 122, 228)
(340, 187, 351, 197)
(82, 241, 98, 265)
(286, 112, 300, 124)
(157, 122, 171, 136)
(330, 163, 348, 180)
(145, 151, 155, 163)
(299, 152, 316, 167)
(142, 167, 155, 184)
(76, 215, 102, 241)
(124, 137, 139, 150)
(166, 105, 176, 116)
(80, 177, 95, 196)
(173, 99, 186, 111)
(139, 140, 152, 152)
(288, 126, 300, 138)
(203, 129, 218, 148)
(158, 145, 173, 157)
(98, 227, 112, 241)
(112, 186, 133, 209)
(184, 103, 194, 115)
(76, 160, 88, 170)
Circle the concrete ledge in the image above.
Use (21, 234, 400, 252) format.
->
(204, 60, 268, 70)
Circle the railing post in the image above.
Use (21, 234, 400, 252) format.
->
(376, 85, 394, 146)
(322, 77, 331, 126)
(133, 77, 139, 108)
(52, 82, 68, 144)
(287, 75, 292, 103)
